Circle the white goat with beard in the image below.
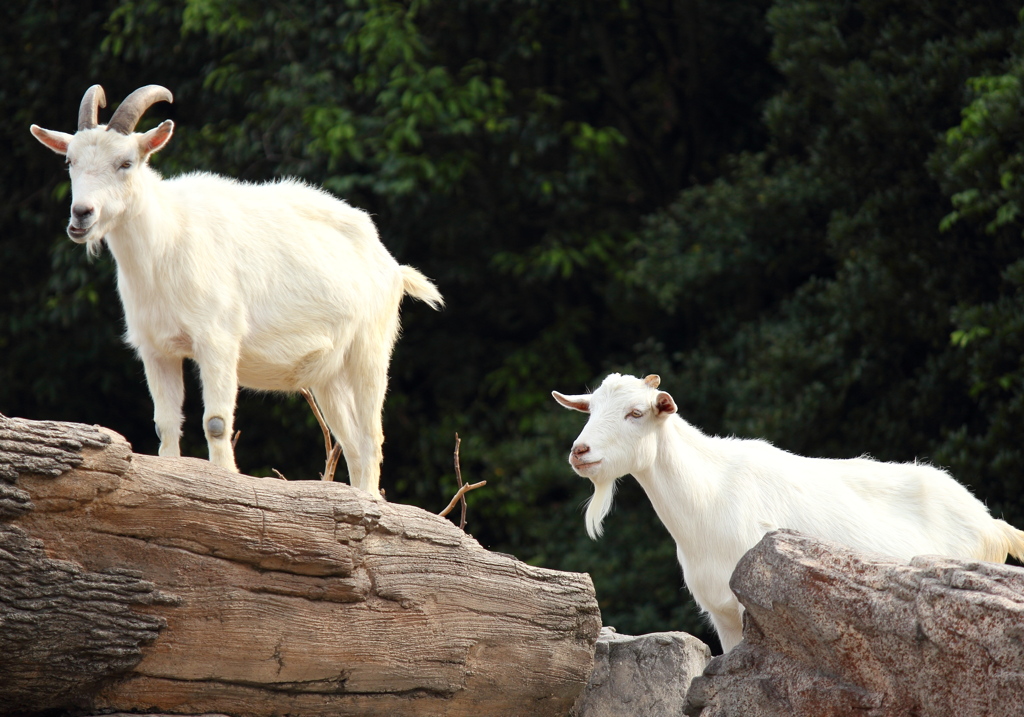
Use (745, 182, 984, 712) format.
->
(30, 84, 443, 496)
(553, 372, 1024, 651)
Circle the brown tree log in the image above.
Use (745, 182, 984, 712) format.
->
(0, 415, 600, 717)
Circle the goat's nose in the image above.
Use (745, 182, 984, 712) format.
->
(72, 204, 94, 221)
(572, 443, 590, 457)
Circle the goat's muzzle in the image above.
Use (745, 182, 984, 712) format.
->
(67, 223, 92, 242)
(569, 443, 602, 473)
(67, 205, 95, 241)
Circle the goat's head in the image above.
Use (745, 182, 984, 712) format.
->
(552, 373, 677, 538)
(30, 85, 174, 250)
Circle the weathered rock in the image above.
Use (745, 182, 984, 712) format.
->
(571, 626, 712, 717)
(685, 529, 1024, 717)
(0, 415, 601, 717)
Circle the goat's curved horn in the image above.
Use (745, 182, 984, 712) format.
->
(106, 85, 173, 135)
(643, 374, 661, 389)
(78, 85, 107, 131)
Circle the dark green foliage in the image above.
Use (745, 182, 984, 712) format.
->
(5, 0, 1024, 653)
(634, 0, 1023, 467)
(929, 15, 1024, 528)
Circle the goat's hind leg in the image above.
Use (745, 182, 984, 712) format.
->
(139, 348, 185, 458)
(312, 377, 386, 499)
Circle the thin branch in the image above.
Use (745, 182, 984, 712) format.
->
(440, 432, 485, 528)
(324, 443, 342, 483)
(231, 430, 241, 449)
(300, 387, 342, 482)
(300, 388, 333, 459)
(454, 433, 466, 528)
(439, 481, 487, 519)
(270, 468, 288, 481)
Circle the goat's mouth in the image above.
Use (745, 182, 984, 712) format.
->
(67, 224, 93, 242)
(570, 458, 602, 472)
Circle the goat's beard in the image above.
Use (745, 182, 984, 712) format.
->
(585, 477, 618, 540)
(85, 235, 106, 258)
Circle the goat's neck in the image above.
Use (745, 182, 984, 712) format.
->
(632, 416, 723, 553)
(104, 171, 176, 279)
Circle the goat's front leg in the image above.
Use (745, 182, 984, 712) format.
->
(193, 342, 240, 472)
(708, 608, 745, 653)
(139, 347, 184, 458)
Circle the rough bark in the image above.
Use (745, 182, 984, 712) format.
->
(0, 415, 114, 517)
(0, 415, 600, 717)
(685, 530, 1024, 717)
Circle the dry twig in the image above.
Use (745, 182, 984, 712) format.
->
(325, 443, 343, 483)
(454, 433, 464, 525)
(300, 387, 340, 482)
(300, 389, 333, 458)
(439, 433, 486, 528)
(439, 481, 487, 521)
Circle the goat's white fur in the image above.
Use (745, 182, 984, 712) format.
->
(31, 86, 442, 497)
(553, 372, 1024, 652)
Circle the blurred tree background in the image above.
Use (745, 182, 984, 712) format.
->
(4, 0, 1024, 652)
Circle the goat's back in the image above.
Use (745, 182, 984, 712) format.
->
(720, 437, 1006, 562)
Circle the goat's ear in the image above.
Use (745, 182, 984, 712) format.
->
(654, 391, 677, 416)
(138, 119, 174, 157)
(30, 125, 72, 155)
(552, 391, 591, 414)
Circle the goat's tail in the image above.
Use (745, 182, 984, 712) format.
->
(982, 519, 1024, 563)
(400, 266, 444, 310)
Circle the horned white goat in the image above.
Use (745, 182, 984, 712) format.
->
(30, 84, 443, 497)
(553, 372, 1024, 652)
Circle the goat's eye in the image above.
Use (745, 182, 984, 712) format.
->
(627, 409, 643, 419)
(119, 160, 132, 170)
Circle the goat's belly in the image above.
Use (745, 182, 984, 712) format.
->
(237, 346, 331, 391)
(129, 328, 194, 358)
